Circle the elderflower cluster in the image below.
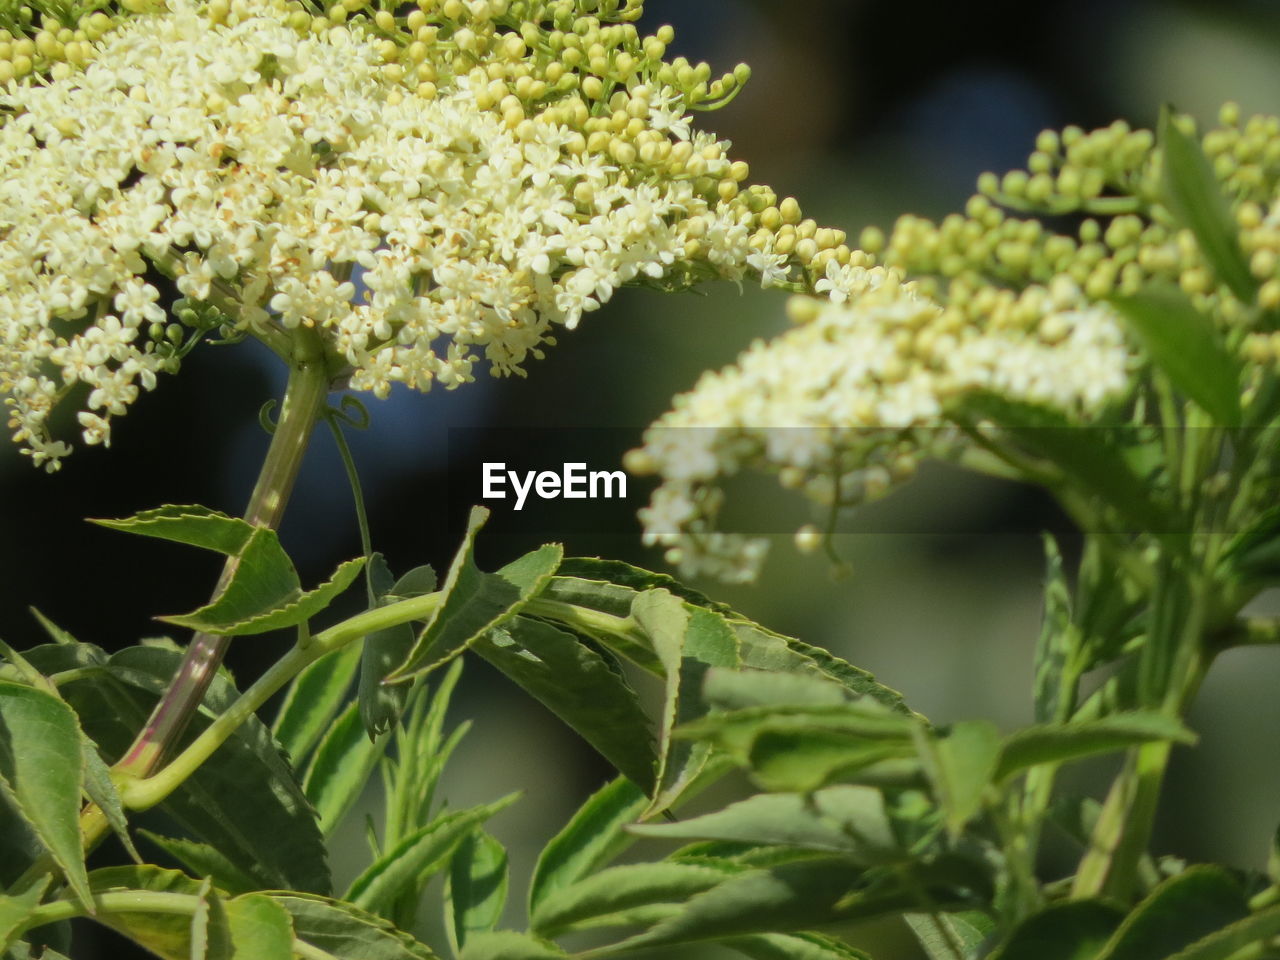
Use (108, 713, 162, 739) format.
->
(2, 0, 839, 470)
(636, 102, 1280, 581)
(632, 268, 1130, 581)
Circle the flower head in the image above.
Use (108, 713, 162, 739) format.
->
(2, 0, 833, 468)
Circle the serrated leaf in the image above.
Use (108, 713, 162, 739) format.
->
(140, 831, 261, 896)
(473, 617, 656, 792)
(632, 590, 740, 817)
(531, 860, 738, 937)
(272, 893, 441, 960)
(598, 858, 903, 953)
(554, 558, 731, 613)
(630, 786, 902, 863)
(81, 735, 141, 863)
(390, 509, 562, 681)
(357, 556, 439, 738)
(1109, 289, 1242, 426)
(90, 505, 255, 555)
(955, 393, 1170, 533)
(345, 796, 518, 916)
(391, 565, 438, 599)
(730, 931, 874, 960)
(528, 776, 647, 914)
(1163, 903, 1280, 960)
(702, 668, 855, 711)
(272, 641, 361, 766)
(989, 901, 1123, 960)
(459, 931, 567, 960)
(303, 699, 389, 837)
(1159, 106, 1257, 304)
(226, 893, 295, 960)
(677, 702, 915, 775)
(0, 681, 92, 910)
(916, 720, 1001, 836)
(739, 629, 914, 716)
(1094, 866, 1248, 960)
(994, 712, 1196, 782)
(163, 555, 365, 636)
(61, 648, 329, 894)
(746, 727, 914, 793)
(86, 865, 218, 960)
(446, 830, 508, 954)
(0, 877, 49, 953)
(905, 911, 994, 960)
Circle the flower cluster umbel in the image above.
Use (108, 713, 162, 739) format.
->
(1, 0, 845, 469)
(632, 104, 1280, 582)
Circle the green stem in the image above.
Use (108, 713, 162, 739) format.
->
(15, 890, 339, 960)
(120, 590, 446, 811)
(116, 588, 655, 813)
(115, 328, 332, 780)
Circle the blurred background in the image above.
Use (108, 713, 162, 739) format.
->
(6, 0, 1280, 956)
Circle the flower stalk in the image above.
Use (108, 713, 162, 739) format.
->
(115, 327, 333, 779)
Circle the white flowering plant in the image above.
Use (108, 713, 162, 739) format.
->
(3, 0, 1280, 956)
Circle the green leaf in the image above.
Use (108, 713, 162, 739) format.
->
(86, 865, 220, 960)
(994, 712, 1197, 782)
(955, 393, 1170, 533)
(1163, 903, 1280, 960)
(0, 793, 42, 887)
(701, 668, 855, 711)
(163, 555, 366, 636)
(739, 630, 914, 716)
(632, 590, 740, 816)
(90, 505, 257, 555)
(730, 931, 873, 960)
(81, 734, 141, 863)
(390, 509, 562, 681)
(61, 647, 330, 894)
(473, 617, 656, 792)
(916, 720, 1001, 836)
(554, 558, 731, 613)
(303, 699, 389, 837)
(746, 727, 915, 793)
(989, 901, 1124, 960)
(1033, 535, 1076, 724)
(1109, 288, 1242, 426)
(459, 931, 567, 960)
(1158, 105, 1257, 304)
(601, 858, 908, 952)
(272, 641, 361, 766)
(531, 860, 738, 937)
(528, 776, 647, 914)
(1094, 866, 1248, 960)
(630, 786, 902, 863)
(905, 911, 994, 960)
(0, 681, 92, 909)
(272, 893, 442, 960)
(225, 893, 295, 960)
(95, 505, 365, 637)
(359, 560, 437, 737)
(345, 795, 519, 916)
(140, 831, 262, 896)
(28, 608, 78, 646)
(1220, 505, 1280, 585)
(0, 877, 49, 953)
(446, 830, 509, 955)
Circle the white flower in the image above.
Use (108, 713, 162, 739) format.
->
(635, 272, 1133, 580)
